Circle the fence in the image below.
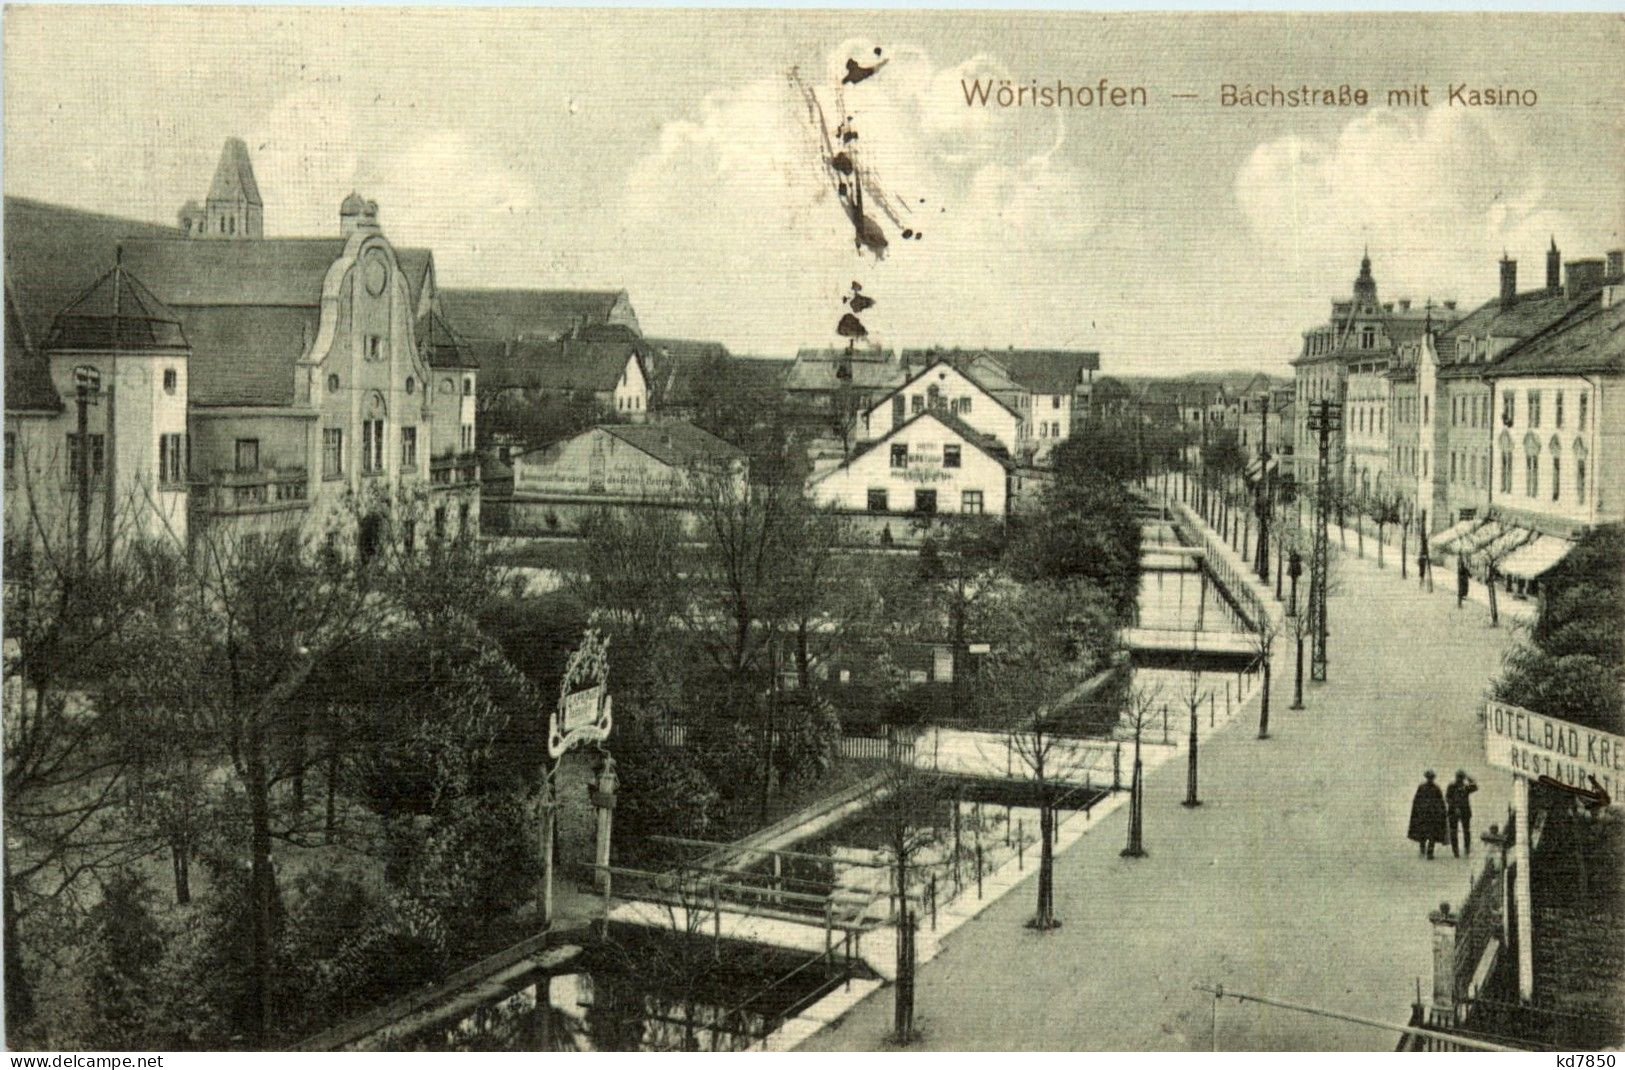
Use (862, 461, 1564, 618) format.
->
(1452, 849, 1508, 1000)
(653, 721, 915, 766)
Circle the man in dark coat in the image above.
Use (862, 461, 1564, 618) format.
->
(1408, 770, 1448, 858)
(1446, 770, 1478, 857)
(1457, 557, 1471, 608)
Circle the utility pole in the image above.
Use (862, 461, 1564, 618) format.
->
(1254, 393, 1271, 581)
(1307, 398, 1343, 683)
(72, 365, 102, 574)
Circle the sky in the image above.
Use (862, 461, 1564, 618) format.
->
(5, 9, 1622, 376)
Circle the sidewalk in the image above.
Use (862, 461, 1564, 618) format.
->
(800, 501, 1517, 1051)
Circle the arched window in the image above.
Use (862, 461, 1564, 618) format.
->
(1524, 433, 1540, 498)
(1575, 439, 1588, 502)
(1499, 432, 1513, 494)
(1549, 436, 1561, 502)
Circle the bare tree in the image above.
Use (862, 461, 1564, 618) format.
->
(1369, 491, 1402, 569)
(1, 459, 175, 1034)
(1179, 657, 1205, 806)
(1397, 495, 1414, 580)
(1252, 613, 1280, 738)
(117, 516, 387, 1045)
(869, 759, 943, 1044)
(1119, 683, 1162, 859)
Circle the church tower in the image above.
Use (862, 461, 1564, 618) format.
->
(1353, 248, 1378, 311)
(178, 138, 263, 239)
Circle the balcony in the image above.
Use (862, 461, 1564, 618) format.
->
(192, 468, 310, 515)
(430, 451, 480, 488)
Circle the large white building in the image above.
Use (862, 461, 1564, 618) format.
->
(809, 409, 1013, 519)
(3, 139, 483, 563)
(855, 359, 1023, 455)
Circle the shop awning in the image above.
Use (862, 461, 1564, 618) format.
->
(1432, 518, 1488, 555)
(1459, 521, 1512, 557)
(1485, 525, 1536, 560)
(1499, 536, 1574, 581)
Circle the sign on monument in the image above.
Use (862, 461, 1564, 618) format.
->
(550, 629, 612, 759)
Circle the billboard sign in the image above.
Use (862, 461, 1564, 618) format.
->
(1483, 700, 1621, 803)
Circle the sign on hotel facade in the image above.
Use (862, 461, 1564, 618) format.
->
(811, 411, 1010, 517)
(1484, 700, 1623, 802)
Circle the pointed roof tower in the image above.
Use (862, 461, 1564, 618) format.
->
(45, 260, 188, 351)
(188, 137, 264, 239)
(1353, 247, 1378, 308)
(208, 137, 262, 207)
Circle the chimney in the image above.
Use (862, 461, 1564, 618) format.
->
(1443, 300, 1457, 311)
(1547, 238, 1562, 291)
(1565, 258, 1607, 301)
(1607, 249, 1624, 281)
(1499, 255, 1517, 305)
(1398, 299, 1411, 311)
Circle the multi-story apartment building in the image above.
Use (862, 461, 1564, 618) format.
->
(1291, 253, 1442, 494)
(4, 139, 481, 563)
(1487, 270, 1624, 544)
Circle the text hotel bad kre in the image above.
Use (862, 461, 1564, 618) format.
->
(960, 78, 1539, 109)
(1485, 702, 1623, 797)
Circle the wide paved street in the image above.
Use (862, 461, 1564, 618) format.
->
(802, 535, 1519, 1051)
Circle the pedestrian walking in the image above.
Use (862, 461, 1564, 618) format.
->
(1407, 770, 1448, 859)
(1446, 770, 1478, 858)
(1456, 557, 1470, 608)
(1417, 550, 1429, 590)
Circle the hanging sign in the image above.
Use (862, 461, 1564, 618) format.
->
(549, 629, 613, 758)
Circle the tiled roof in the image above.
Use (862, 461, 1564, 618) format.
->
(1444, 289, 1575, 352)
(44, 266, 188, 351)
(795, 346, 896, 362)
(4, 197, 181, 413)
(642, 336, 730, 406)
(1490, 299, 1624, 377)
(4, 197, 443, 410)
(5, 282, 59, 412)
(485, 337, 645, 393)
(179, 306, 317, 406)
(440, 288, 632, 343)
(417, 309, 477, 370)
(785, 348, 906, 393)
(903, 347, 1099, 395)
(601, 420, 746, 469)
(4, 196, 179, 353)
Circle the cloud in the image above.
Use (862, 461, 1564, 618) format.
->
(1236, 108, 1576, 306)
(615, 40, 1105, 353)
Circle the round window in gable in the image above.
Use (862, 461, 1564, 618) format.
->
(327, 373, 340, 394)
